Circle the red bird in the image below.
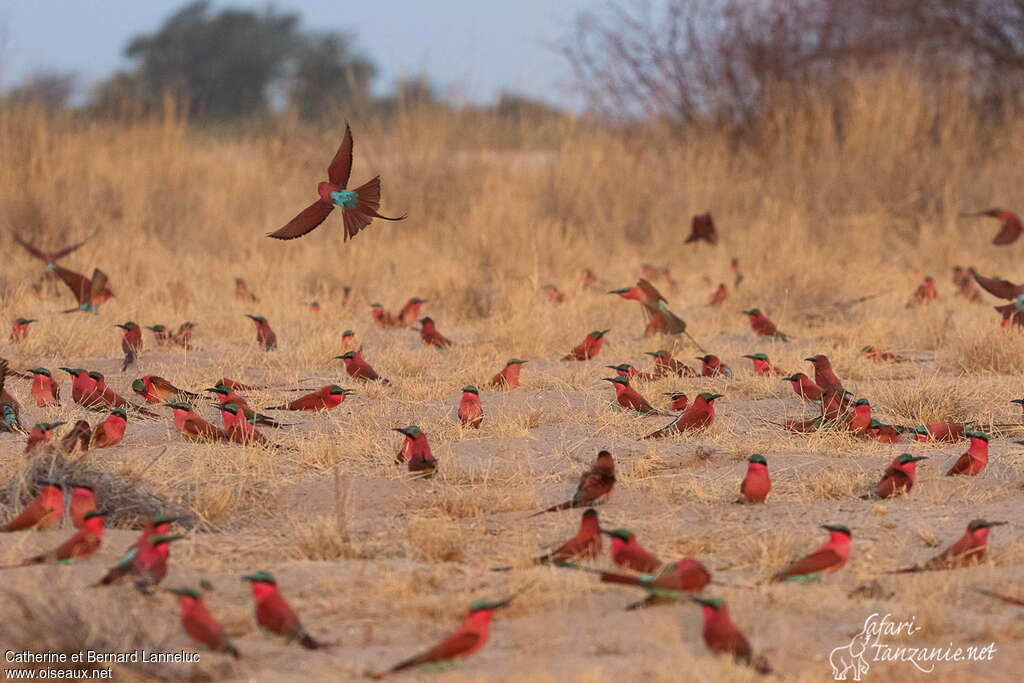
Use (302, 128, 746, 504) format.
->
(961, 208, 1023, 245)
(971, 270, 1024, 300)
(646, 349, 696, 377)
(644, 392, 721, 438)
(686, 212, 718, 244)
(235, 277, 257, 302)
(542, 284, 565, 303)
(911, 276, 938, 305)
(913, 422, 968, 442)
(457, 386, 483, 427)
(9, 318, 35, 342)
(52, 265, 113, 313)
(131, 534, 185, 592)
(490, 359, 526, 389)
(336, 351, 385, 382)
(581, 268, 598, 289)
(532, 509, 602, 565)
(690, 598, 763, 669)
(14, 232, 95, 269)
(1, 482, 63, 532)
(146, 324, 171, 346)
(88, 371, 159, 417)
(892, 519, 1007, 572)
(167, 401, 228, 442)
(861, 345, 904, 362)
(771, 524, 852, 582)
(27, 368, 60, 406)
(606, 363, 652, 381)
(70, 484, 97, 528)
(398, 297, 426, 325)
(782, 373, 822, 403)
(664, 392, 689, 411)
(876, 454, 927, 498)
(740, 454, 770, 503)
(846, 399, 873, 436)
(743, 353, 782, 376)
(952, 266, 983, 302)
(603, 528, 661, 573)
(563, 330, 608, 360)
(219, 404, 272, 447)
(805, 354, 843, 393)
(609, 279, 688, 335)
(8, 510, 106, 566)
(869, 420, 904, 443)
(698, 354, 732, 377)
(394, 425, 436, 475)
(24, 422, 64, 455)
(267, 123, 405, 240)
(246, 315, 277, 351)
(419, 317, 452, 348)
(533, 450, 616, 515)
(242, 571, 327, 648)
(168, 587, 240, 658)
(742, 308, 787, 340)
(95, 514, 180, 586)
(91, 408, 127, 448)
(602, 376, 656, 414)
(595, 559, 711, 608)
(707, 283, 727, 306)
(946, 431, 989, 476)
(132, 375, 199, 403)
(340, 329, 359, 353)
(371, 303, 399, 328)
(731, 257, 743, 287)
(116, 321, 143, 371)
(172, 322, 195, 349)
(267, 385, 353, 411)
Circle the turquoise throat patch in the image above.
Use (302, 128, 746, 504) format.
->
(331, 191, 358, 210)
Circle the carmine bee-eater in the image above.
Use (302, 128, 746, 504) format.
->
(602, 528, 661, 573)
(167, 587, 240, 658)
(961, 208, 1023, 245)
(1012, 397, 1024, 423)
(610, 279, 688, 335)
(90, 408, 127, 448)
(457, 386, 483, 427)
(805, 354, 843, 393)
(644, 392, 722, 438)
(167, 401, 227, 442)
(782, 372, 823, 402)
(2, 482, 63, 531)
(9, 318, 35, 342)
(532, 450, 615, 515)
(116, 322, 143, 371)
(146, 324, 171, 346)
(1, 359, 23, 432)
(533, 508, 602, 565)
(340, 329, 359, 353)
(740, 454, 770, 503)
(910, 276, 938, 305)
(70, 484, 97, 528)
(971, 270, 1024, 301)
(267, 385, 353, 411)
(646, 349, 696, 377)
(708, 283, 727, 306)
(581, 268, 598, 289)
(742, 309, 788, 340)
(219, 404, 273, 447)
(95, 514, 179, 586)
(846, 398, 872, 436)
(861, 345, 905, 362)
(891, 519, 1007, 572)
(607, 363, 652, 382)
(220, 377, 258, 391)
(370, 599, 511, 678)
(398, 297, 427, 325)
(698, 355, 732, 377)
(235, 277, 258, 302)
(690, 597, 771, 672)
(771, 524, 851, 582)
(542, 284, 565, 303)
(172, 322, 195, 348)
(419, 317, 452, 348)
(246, 315, 277, 351)
(371, 302, 399, 328)
(27, 367, 60, 407)
(242, 571, 328, 648)
(994, 296, 1024, 329)
(24, 422, 64, 454)
(132, 375, 199, 403)
(267, 123, 405, 240)
(4, 510, 106, 568)
(743, 353, 782, 376)
(62, 368, 103, 409)
(59, 420, 91, 455)
(394, 425, 436, 475)
(946, 431, 989, 476)
(913, 422, 968, 442)
(130, 533, 185, 592)
(564, 330, 609, 360)
(335, 351, 385, 382)
(952, 266, 983, 301)
(664, 392, 689, 411)
(869, 419, 903, 443)
(13, 232, 96, 273)
(490, 359, 526, 389)
(309, 301, 320, 312)
(205, 386, 285, 427)
(686, 212, 718, 244)
(876, 454, 927, 498)
(88, 371, 159, 417)
(52, 265, 113, 313)
(592, 559, 711, 609)
(602, 377, 657, 414)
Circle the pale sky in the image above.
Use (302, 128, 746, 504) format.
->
(0, 0, 593, 107)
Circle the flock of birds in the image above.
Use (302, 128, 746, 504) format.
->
(2, 124, 1023, 677)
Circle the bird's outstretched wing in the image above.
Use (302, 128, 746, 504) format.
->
(993, 212, 1023, 245)
(971, 271, 1024, 300)
(51, 231, 98, 260)
(89, 269, 109, 301)
(12, 234, 48, 261)
(328, 125, 354, 188)
(267, 200, 335, 240)
(51, 265, 91, 305)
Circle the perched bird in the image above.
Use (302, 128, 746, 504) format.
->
(876, 454, 927, 499)
(664, 392, 689, 411)
(167, 401, 228, 442)
(235, 278, 258, 302)
(219, 377, 259, 392)
(489, 359, 526, 389)
(542, 284, 565, 303)
(95, 514, 179, 586)
(246, 315, 277, 351)
(116, 322, 143, 372)
(61, 367, 101, 409)
(171, 322, 196, 349)
(419, 317, 452, 348)
(913, 422, 968, 442)
(89, 371, 159, 417)
(27, 367, 60, 407)
(371, 303, 399, 328)
(910, 276, 938, 305)
(891, 519, 1007, 572)
(52, 265, 112, 313)
(1, 359, 23, 432)
(646, 349, 696, 377)
(771, 525, 852, 582)
(690, 597, 766, 669)
(70, 484, 97, 528)
(861, 345, 905, 362)
(242, 571, 327, 648)
(563, 330, 609, 360)
(961, 208, 1023, 245)
(609, 280, 687, 335)
(9, 318, 35, 342)
(869, 419, 903, 443)
(90, 408, 127, 448)
(206, 386, 285, 428)
(267, 385, 352, 411)
(804, 355, 843, 393)
(1, 482, 63, 532)
(397, 297, 427, 325)
(698, 354, 732, 377)
(740, 454, 770, 503)
(602, 377, 657, 414)
(130, 533, 185, 593)
(457, 386, 483, 428)
(532, 509, 602, 565)
(6, 510, 106, 567)
(309, 301, 320, 312)
(644, 392, 722, 438)
(335, 351, 385, 382)
(132, 375, 199, 404)
(394, 425, 437, 475)
(219, 404, 272, 447)
(782, 373, 823, 402)
(145, 324, 172, 346)
(707, 283, 727, 306)
(268, 123, 405, 240)
(532, 450, 615, 515)
(846, 398, 873, 436)
(743, 353, 782, 376)
(607, 363, 652, 382)
(686, 212, 718, 245)
(742, 309, 787, 340)
(340, 329, 359, 353)
(24, 422, 63, 454)
(602, 528, 661, 573)
(370, 599, 511, 678)
(167, 587, 240, 658)
(58, 420, 91, 455)
(597, 559, 711, 609)
(946, 431, 989, 476)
